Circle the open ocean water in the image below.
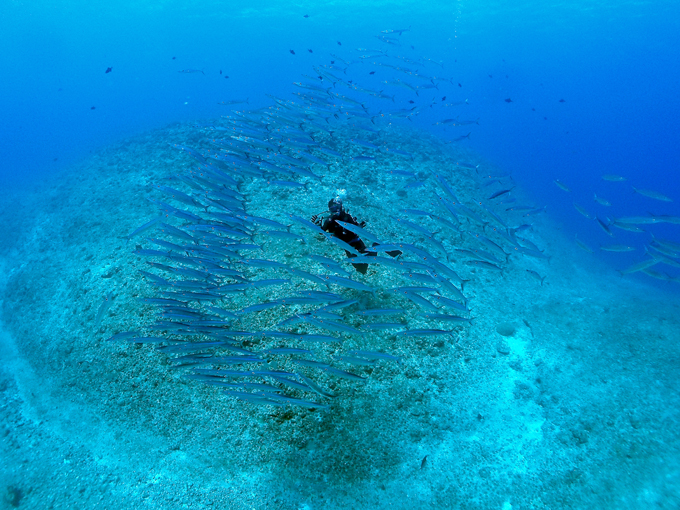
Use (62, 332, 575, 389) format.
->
(1, 1, 679, 509)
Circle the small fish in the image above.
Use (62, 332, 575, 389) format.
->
(554, 180, 570, 192)
(308, 49, 313, 53)
(95, 291, 115, 326)
(526, 269, 546, 286)
(452, 132, 471, 142)
(178, 69, 204, 75)
(90, 106, 96, 110)
(619, 258, 659, 275)
(218, 99, 249, 105)
(615, 216, 661, 225)
(601, 244, 635, 252)
(602, 174, 626, 182)
(575, 235, 593, 253)
(504, 98, 513, 103)
(290, 49, 296, 55)
(356, 308, 405, 316)
(369, 71, 375, 75)
(596, 216, 614, 236)
(105, 67, 112, 73)
(559, 99, 566, 102)
(489, 188, 514, 200)
(337, 41, 342, 45)
(348, 351, 401, 364)
(396, 329, 454, 337)
(573, 203, 592, 219)
(593, 193, 611, 206)
(303, 14, 309, 18)
(632, 187, 673, 202)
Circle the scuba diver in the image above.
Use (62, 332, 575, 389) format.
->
(311, 196, 401, 274)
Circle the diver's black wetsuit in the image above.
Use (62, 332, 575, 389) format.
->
(318, 210, 375, 274)
(313, 201, 401, 274)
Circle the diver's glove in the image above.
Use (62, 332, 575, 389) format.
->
(359, 221, 366, 228)
(311, 214, 320, 225)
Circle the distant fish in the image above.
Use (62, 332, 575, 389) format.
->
(619, 258, 659, 275)
(337, 41, 342, 45)
(218, 99, 249, 105)
(381, 27, 411, 36)
(593, 193, 611, 206)
(600, 244, 635, 252)
(632, 187, 673, 202)
(596, 216, 614, 236)
(554, 180, 570, 192)
(290, 49, 296, 55)
(488, 187, 514, 200)
(369, 71, 375, 74)
(575, 235, 593, 253)
(573, 202, 592, 219)
(615, 215, 662, 225)
(303, 14, 309, 18)
(90, 106, 96, 110)
(559, 99, 566, 102)
(179, 69, 204, 75)
(612, 221, 645, 233)
(308, 49, 313, 53)
(602, 174, 626, 182)
(95, 291, 115, 326)
(105, 67, 112, 73)
(504, 98, 513, 103)
(526, 269, 546, 286)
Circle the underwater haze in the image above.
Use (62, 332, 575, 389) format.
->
(1, 0, 680, 509)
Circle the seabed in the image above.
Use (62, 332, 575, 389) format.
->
(0, 120, 678, 509)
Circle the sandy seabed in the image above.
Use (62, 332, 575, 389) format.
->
(1, 121, 679, 510)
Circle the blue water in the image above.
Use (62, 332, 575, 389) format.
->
(2, 0, 679, 274)
(2, 1, 680, 508)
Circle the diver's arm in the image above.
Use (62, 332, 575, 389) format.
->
(350, 214, 367, 228)
(311, 213, 328, 229)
